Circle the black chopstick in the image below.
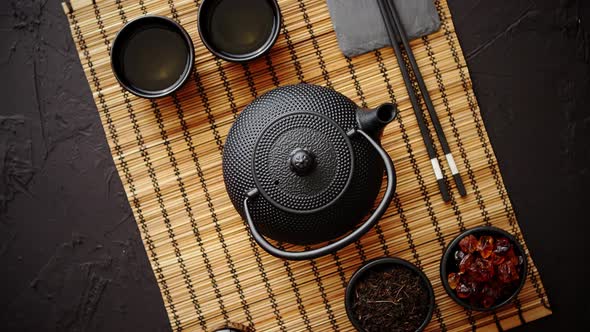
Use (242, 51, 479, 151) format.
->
(384, 0, 467, 198)
(376, 0, 450, 202)
(377, 0, 466, 201)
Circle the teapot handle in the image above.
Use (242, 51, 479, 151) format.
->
(243, 129, 396, 261)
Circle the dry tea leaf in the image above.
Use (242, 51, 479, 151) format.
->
(353, 266, 430, 332)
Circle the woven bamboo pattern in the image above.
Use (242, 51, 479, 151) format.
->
(61, 0, 552, 331)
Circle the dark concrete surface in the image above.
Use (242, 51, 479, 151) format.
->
(0, 0, 589, 331)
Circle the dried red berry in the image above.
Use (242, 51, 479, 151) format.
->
(467, 257, 495, 282)
(481, 283, 501, 302)
(459, 253, 474, 273)
(456, 282, 472, 299)
(491, 253, 505, 266)
(450, 232, 523, 308)
(477, 236, 494, 258)
(459, 234, 478, 253)
(497, 260, 520, 283)
(493, 237, 511, 255)
(454, 250, 465, 262)
(506, 248, 520, 266)
(448, 273, 460, 290)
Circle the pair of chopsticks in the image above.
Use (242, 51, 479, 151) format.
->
(377, 0, 467, 202)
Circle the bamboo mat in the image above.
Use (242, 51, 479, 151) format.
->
(62, 0, 552, 331)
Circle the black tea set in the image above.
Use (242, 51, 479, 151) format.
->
(109, 0, 528, 331)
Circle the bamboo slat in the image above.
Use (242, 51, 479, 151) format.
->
(61, 0, 551, 331)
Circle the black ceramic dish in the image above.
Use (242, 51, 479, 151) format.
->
(440, 226, 528, 311)
(197, 0, 281, 62)
(110, 15, 194, 98)
(345, 257, 435, 332)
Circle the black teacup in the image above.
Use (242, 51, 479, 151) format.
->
(111, 15, 194, 98)
(197, 0, 281, 62)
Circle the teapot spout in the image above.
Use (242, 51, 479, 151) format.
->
(356, 103, 397, 138)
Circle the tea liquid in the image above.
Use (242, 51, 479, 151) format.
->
(121, 26, 189, 92)
(206, 0, 275, 55)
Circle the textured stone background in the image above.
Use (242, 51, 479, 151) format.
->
(0, 0, 589, 331)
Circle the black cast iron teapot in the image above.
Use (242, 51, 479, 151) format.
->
(222, 84, 397, 260)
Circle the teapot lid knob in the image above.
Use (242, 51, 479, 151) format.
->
(252, 112, 354, 214)
(289, 148, 316, 176)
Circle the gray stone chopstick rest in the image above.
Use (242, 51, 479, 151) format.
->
(326, 0, 441, 57)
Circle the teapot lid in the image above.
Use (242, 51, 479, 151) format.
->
(252, 112, 354, 214)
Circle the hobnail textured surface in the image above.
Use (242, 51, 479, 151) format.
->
(253, 112, 353, 212)
(222, 84, 384, 245)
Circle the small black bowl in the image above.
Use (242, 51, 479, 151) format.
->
(110, 15, 194, 98)
(440, 226, 528, 311)
(197, 0, 281, 62)
(345, 257, 435, 332)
